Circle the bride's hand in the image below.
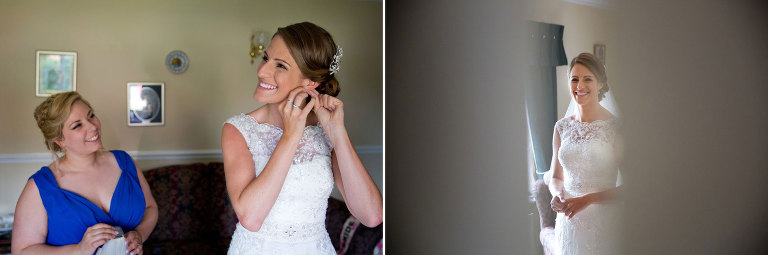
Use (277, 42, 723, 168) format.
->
(308, 90, 344, 141)
(280, 87, 316, 138)
(551, 195, 567, 213)
(562, 195, 594, 219)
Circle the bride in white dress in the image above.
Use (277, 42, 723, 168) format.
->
(221, 22, 383, 254)
(549, 53, 622, 255)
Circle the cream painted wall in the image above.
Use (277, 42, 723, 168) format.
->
(528, 0, 617, 118)
(0, 0, 382, 214)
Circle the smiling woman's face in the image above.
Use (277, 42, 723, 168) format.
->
(56, 100, 102, 155)
(569, 63, 603, 106)
(253, 35, 311, 104)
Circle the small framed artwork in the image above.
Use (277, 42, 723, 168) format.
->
(36, 50, 77, 97)
(127, 82, 165, 126)
(594, 44, 606, 64)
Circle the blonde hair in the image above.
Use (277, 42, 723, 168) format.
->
(33, 91, 93, 158)
(275, 22, 341, 96)
(569, 52, 609, 101)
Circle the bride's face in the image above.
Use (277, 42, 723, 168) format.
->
(569, 64, 603, 106)
(254, 35, 312, 104)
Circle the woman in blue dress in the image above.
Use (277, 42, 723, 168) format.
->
(12, 92, 158, 255)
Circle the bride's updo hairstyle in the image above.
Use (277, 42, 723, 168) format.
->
(275, 22, 340, 97)
(33, 91, 93, 157)
(569, 53, 609, 101)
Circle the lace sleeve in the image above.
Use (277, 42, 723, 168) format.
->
(555, 117, 567, 138)
(224, 114, 256, 151)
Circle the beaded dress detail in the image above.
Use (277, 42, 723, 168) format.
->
(226, 113, 335, 255)
(554, 116, 620, 255)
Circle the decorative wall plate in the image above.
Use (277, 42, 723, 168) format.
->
(165, 50, 189, 74)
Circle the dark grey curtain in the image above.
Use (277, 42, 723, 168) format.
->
(526, 22, 567, 178)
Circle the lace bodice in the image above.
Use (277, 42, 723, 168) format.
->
(225, 113, 336, 254)
(227, 113, 334, 166)
(556, 116, 619, 198)
(554, 116, 621, 255)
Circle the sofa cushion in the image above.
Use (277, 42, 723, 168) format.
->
(326, 197, 383, 254)
(146, 239, 232, 255)
(143, 162, 237, 243)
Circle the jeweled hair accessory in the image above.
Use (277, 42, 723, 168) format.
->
(329, 46, 343, 75)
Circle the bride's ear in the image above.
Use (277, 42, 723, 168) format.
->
(303, 80, 320, 91)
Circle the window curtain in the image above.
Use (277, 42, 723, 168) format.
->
(526, 22, 567, 179)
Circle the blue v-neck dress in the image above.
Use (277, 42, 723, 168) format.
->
(30, 150, 146, 246)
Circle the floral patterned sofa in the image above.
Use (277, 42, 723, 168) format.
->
(142, 162, 382, 255)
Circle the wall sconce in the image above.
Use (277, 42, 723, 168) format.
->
(250, 31, 266, 64)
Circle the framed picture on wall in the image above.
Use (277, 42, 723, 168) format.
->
(594, 44, 606, 64)
(36, 50, 77, 97)
(127, 82, 165, 126)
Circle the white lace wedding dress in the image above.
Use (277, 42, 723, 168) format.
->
(226, 113, 336, 255)
(554, 116, 620, 255)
